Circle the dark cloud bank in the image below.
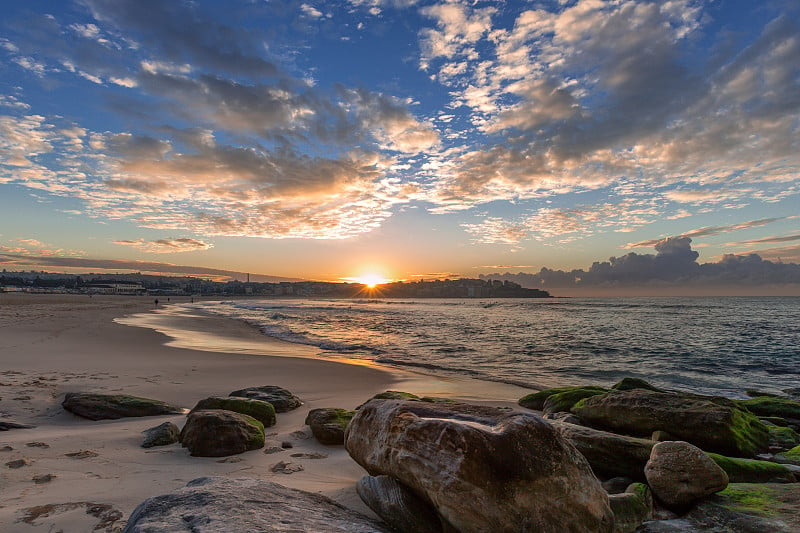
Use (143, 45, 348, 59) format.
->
(481, 238, 800, 295)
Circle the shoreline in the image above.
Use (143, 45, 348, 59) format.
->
(0, 293, 529, 531)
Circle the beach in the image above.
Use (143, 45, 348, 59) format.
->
(0, 294, 529, 531)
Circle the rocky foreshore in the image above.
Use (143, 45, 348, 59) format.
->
(28, 377, 794, 532)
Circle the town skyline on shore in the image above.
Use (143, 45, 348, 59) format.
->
(1, 1, 798, 293)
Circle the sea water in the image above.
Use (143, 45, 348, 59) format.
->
(190, 297, 800, 398)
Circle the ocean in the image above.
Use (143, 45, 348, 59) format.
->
(188, 297, 800, 398)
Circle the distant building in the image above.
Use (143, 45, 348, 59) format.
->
(85, 283, 146, 295)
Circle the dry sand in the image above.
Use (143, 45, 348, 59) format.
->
(0, 293, 530, 531)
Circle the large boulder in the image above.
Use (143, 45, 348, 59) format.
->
(549, 420, 654, 480)
(572, 389, 770, 457)
(356, 475, 442, 533)
(62, 392, 183, 420)
(305, 408, 355, 445)
(190, 396, 276, 427)
(179, 410, 264, 457)
(122, 476, 390, 532)
(141, 422, 180, 448)
(229, 385, 301, 412)
(645, 441, 729, 509)
(611, 378, 664, 392)
(345, 399, 614, 533)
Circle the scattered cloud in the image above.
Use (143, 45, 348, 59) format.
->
(113, 238, 212, 253)
(625, 217, 793, 248)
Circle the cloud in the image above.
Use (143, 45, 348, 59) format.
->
(113, 238, 212, 253)
(419, 0, 800, 211)
(481, 237, 800, 289)
(729, 234, 800, 246)
(464, 200, 662, 245)
(0, 252, 299, 282)
(625, 217, 792, 248)
(0, 1, 440, 240)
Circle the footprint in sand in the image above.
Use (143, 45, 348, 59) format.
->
(290, 452, 328, 459)
(65, 450, 99, 459)
(33, 473, 56, 484)
(6, 458, 30, 468)
(26, 442, 49, 449)
(270, 461, 304, 474)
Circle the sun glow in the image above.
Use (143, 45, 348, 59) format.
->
(350, 273, 390, 288)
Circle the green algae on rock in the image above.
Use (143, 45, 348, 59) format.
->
(706, 453, 797, 483)
(519, 386, 608, 411)
(305, 408, 355, 445)
(571, 389, 770, 457)
(740, 396, 800, 420)
(191, 396, 276, 427)
(543, 388, 609, 414)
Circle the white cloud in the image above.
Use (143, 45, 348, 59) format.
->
(113, 237, 213, 253)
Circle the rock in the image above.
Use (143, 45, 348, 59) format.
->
(706, 452, 798, 483)
(141, 421, 180, 448)
(784, 445, 800, 461)
(270, 460, 304, 474)
(519, 385, 607, 411)
(6, 458, 29, 468)
(0, 420, 34, 430)
(280, 441, 292, 449)
(572, 389, 770, 457)
(62, 392, 182, 420)
(543, 388, 607, 414)
(179, 410, 264, 457)
(305, 408, 355, 445)
(26, 441, 49, 448)
(639, 483, 800, 532)
(602, 477, 636, 494)
(769, 425, 800, 449)
(611, 377, 664, 392)
(651, 430, 677, 442)
(740, 396, 800, 419)
(645, 441, 729, 509)
(190, 396, 276, 427)
(228, 385, 301, 413)
(543, 411, 583, 425)
(122, 476, 390, 532)
(371, 391, 420, 401)
(345, 399, 614, 533)
(263, 440, 284, 454)
(356, 475, 442, 533)
(550, 420, 654, 480)
(609, 485, 652, 533)
(746, 389, 783, 398)
(33, 473, 56, 484)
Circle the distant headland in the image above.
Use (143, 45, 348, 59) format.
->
(0, 270, 550, 298)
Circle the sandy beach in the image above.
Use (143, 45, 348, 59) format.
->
(0, 294, 529, 532)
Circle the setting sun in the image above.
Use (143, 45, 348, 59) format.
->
(349, 273, 390, 288)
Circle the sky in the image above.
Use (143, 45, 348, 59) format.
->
(0, 0, 798, 293)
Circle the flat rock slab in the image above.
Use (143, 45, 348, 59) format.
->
(123, 477, 390, 532)
(62, 392, 183, 420)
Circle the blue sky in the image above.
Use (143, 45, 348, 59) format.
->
(0, 0, 798, 291)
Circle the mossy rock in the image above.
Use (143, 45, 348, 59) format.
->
(707, 453, 797, 483)
(769, 425, 800, 449)
(746, 389, 784, 399)
(572, 389, 770, 457)
(519, 386, 607, 411)
(740, 397, 800, 420)
(373, 391, 420, 401)
(784, 445, 800, 461)
(542, 388, 608, 414)
(611, 378, 663, 392)
(717, 484, 780, 517)
(62, 392, 183, 420)
(191, 397, 276, 427)
(180, 410, 265, 457)
(420, 396, 456, 404)
(305, 408, 355, 445)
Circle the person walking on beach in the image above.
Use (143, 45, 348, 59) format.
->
(154, 298, 159, 307)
